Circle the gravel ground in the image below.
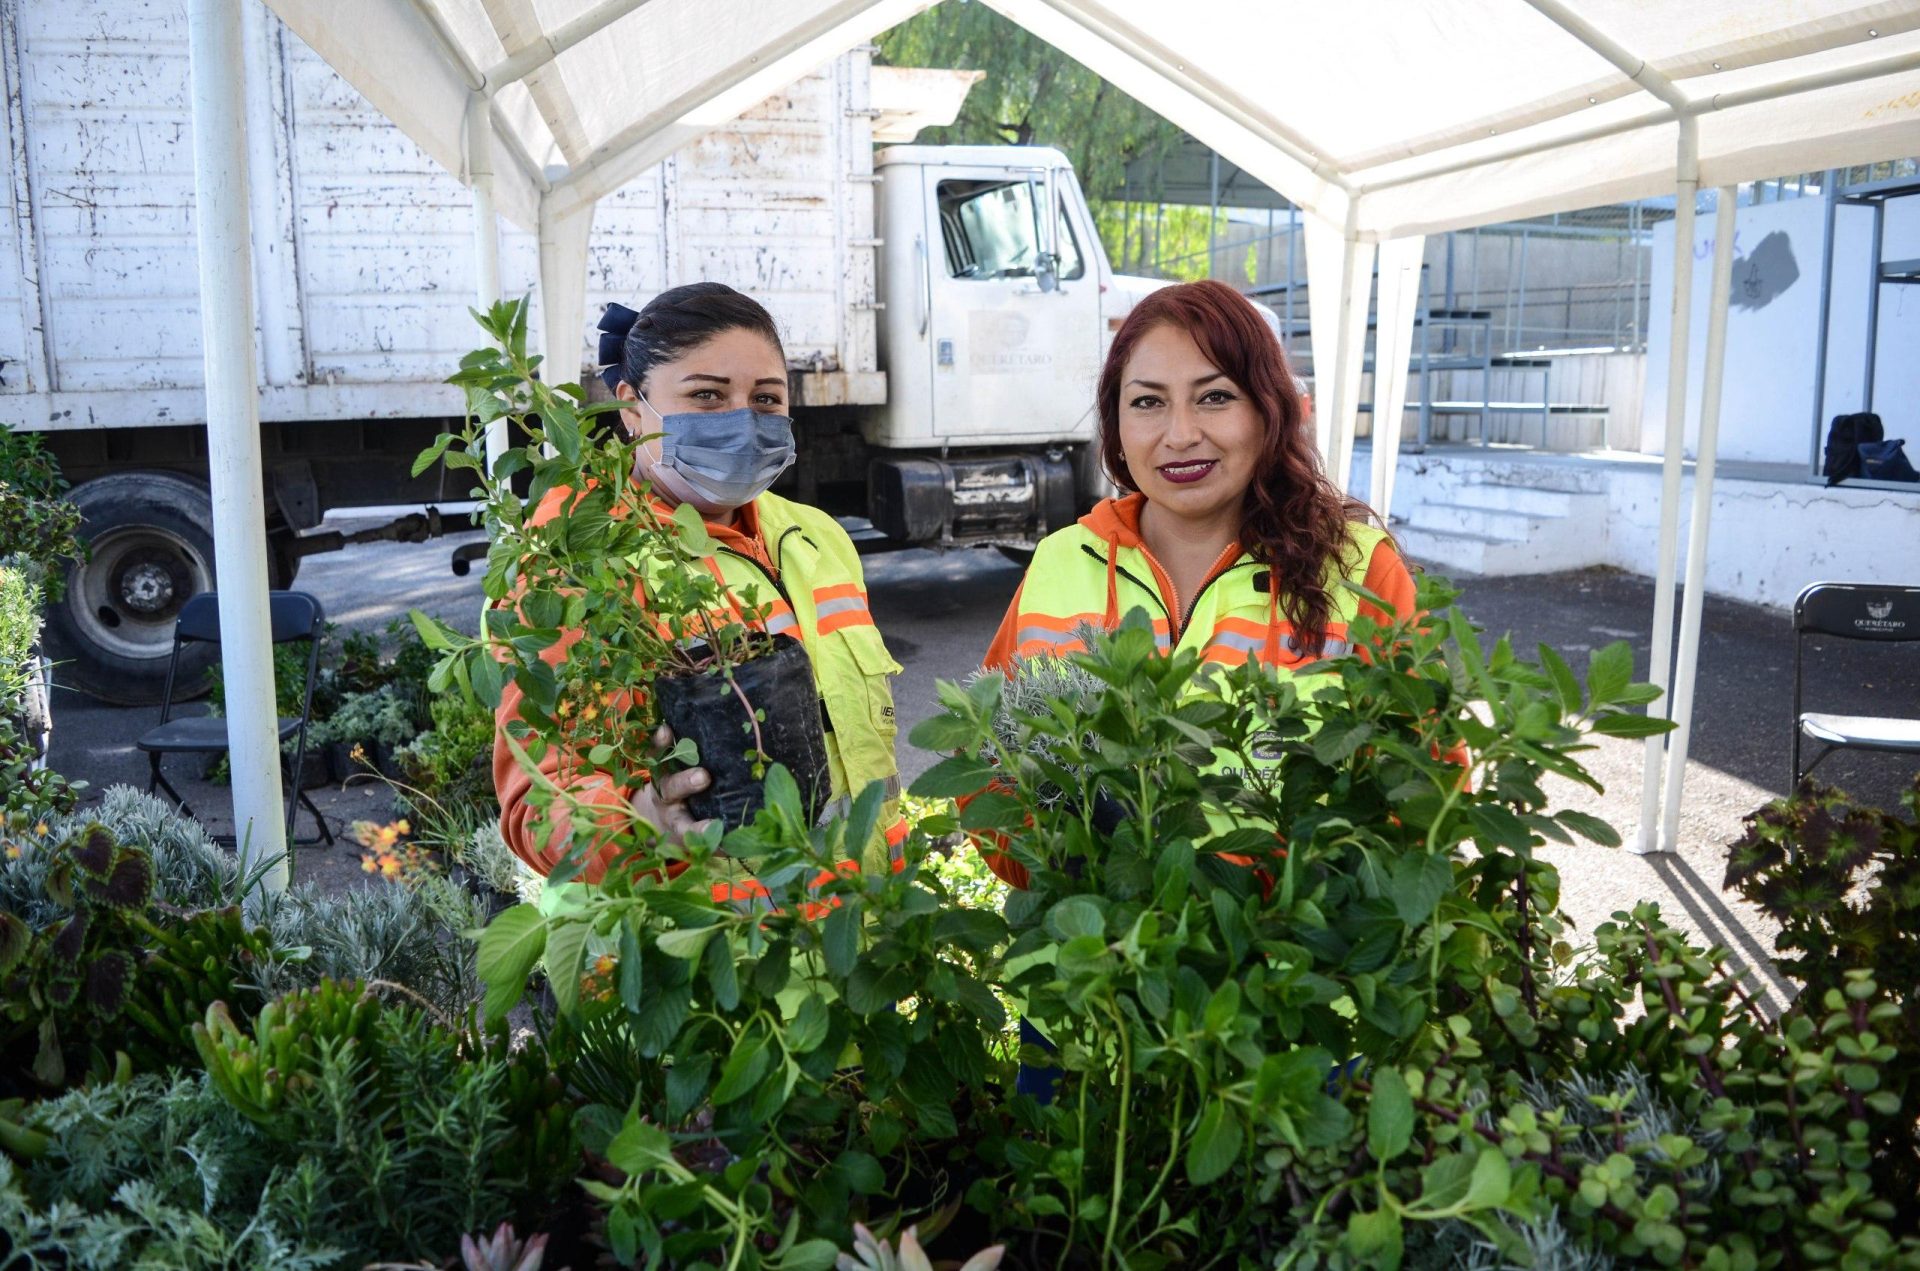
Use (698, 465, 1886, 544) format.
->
(43, 519, 1919, 993)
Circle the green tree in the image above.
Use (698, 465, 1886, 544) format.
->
(875, 3, 1185, 202)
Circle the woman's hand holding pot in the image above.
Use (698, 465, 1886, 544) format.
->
(629, 725, 716, 845)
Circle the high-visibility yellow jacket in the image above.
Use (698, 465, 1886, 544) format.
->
(979, 492, 1417, 888)
(495, 485, 903, 886)
(985, 493, 1411, 675)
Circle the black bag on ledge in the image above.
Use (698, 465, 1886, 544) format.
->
(1822, 411, 1884, 486)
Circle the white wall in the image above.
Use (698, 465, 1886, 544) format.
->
(1643, 194, 1839, 467)
(1819, 202, 1876, 432)
(1353, 447, 1920, 611)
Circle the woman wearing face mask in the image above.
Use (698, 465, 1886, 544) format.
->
(493, 282, 904, 887)
(978, 279, 1421, 890)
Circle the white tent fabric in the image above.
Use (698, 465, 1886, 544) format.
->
(199, 0, 1920, 880)
(268, 1, 1920, 239)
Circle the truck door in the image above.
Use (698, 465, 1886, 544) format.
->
(924, 166, 1102, 445)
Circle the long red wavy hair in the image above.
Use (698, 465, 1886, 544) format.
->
(1096, 279, 1373, 654)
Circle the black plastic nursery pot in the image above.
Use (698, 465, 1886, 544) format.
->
(323, 740, 356, 784)
(654, 636, 831, 829)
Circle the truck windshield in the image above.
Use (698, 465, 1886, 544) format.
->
(938, 179, 1083, 281)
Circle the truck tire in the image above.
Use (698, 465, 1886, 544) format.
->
(42, 472, 219, 705)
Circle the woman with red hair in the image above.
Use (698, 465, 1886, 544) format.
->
(979, 279, 1417, 886)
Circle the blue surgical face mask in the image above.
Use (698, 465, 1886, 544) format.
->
(635, 392, 796, 513)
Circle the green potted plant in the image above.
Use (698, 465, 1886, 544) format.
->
(412, 300, 831, 851)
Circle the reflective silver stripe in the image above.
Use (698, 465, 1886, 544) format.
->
(765, 611, 799, 634)
(1016, 627, 1078, 650)
(1017, 626, 1168, 651)
(1204, 631, 1352, 659)
(818, 773, 905, 825)
(1206, 629, 1266, 654)
(814, 595, 868, 620)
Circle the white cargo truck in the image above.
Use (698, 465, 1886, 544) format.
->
(2, 2, 1161, 701)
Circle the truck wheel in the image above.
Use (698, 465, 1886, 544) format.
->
(42, 472, 217, 705)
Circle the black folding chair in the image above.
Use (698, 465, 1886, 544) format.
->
(1791, 582, 1920, 786)
(136, 590, 333, 847)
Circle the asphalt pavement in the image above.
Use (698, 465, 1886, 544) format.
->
(42, 519, 1918, 992)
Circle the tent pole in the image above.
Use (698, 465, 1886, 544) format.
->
(537, 195, 595, 394)
(1660, 185, 1738, 850)
(1369, 235, 1425, 520)
(186, 0, 288, 891)
(1330, 233, 1365, 492)
(1324, 199, 1375, 495)
(468, 95, 506, 466)
(1633, 116, 1698, 855)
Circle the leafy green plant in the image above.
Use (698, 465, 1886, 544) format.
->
(0, 818, 282, 1093)
(313, 684, 420, 750)
(894, 590, 1661, 1266)
(395, 685, 498, 820)
(0, 714, 82, 842)
(206, 621, 335, 722)
(248, 872, 484, 1018)
(0, 822, 158, 1088)
(457, 823, 523, 898)
(482, 768, 1012, 1266)
(120, 902, 283, 1075)
(1723, 777, 1920, 1212)
(0, 424, 81, 599)
(5, 992, 578, 1270)
(0, 564, 42, 716)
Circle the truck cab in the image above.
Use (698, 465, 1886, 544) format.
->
(865, 145, 1159, 549)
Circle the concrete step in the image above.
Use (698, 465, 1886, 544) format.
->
(1392, 523, 1492, 577)
(1447, 482, 1606, 518)
(1404, 500, 1551, 543)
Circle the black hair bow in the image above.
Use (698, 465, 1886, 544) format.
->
(597, 302, 640, 391)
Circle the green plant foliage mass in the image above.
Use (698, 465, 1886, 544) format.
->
(0, 422, 82, 598)
(3, 983, 577, 1269)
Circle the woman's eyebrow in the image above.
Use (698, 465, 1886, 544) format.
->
(753, 377, 786, 388)
(681, 372, 730, 384)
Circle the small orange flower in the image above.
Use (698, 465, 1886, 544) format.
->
(379, 855, 402, 879)
(4, 844, 21, 861)
(360, 855, 377, 873)
(32, 821, 48, 837)
(396, 819, 411, 835)
(592, 954, 617, 976)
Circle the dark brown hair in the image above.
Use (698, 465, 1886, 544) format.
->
(608, 281, 784, 394)
(1096, 279, 1372, 653)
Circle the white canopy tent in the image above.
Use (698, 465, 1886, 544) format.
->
(189, 0, 1920, 882)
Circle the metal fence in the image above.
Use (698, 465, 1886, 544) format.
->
(1107, 158, 1920, 358)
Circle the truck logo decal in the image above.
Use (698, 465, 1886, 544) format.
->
(970, 311, 1052, 374)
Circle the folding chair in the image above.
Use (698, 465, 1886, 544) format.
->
(1791, 582, 1920, 786)
(136, 590, 334, 847)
